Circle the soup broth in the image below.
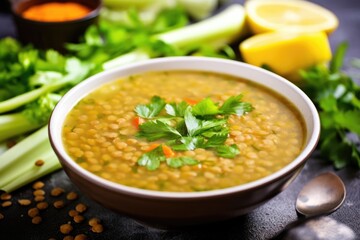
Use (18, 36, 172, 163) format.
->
(62, 71, 305, 192)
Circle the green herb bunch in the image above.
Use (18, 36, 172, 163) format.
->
(300, 43, 360, 168)
(0, 38, 92, 141)
(134, 95, 254, 170)
(67, 7, 189, 73)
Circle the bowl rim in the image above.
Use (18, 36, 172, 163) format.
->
(49, 56, 320, 199)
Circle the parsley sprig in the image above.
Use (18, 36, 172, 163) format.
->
(135, 95, 253, 170)
(300, 42, 360, 168)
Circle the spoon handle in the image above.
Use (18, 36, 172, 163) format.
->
(272, 214, 326, 239)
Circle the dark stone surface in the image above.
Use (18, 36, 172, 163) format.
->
(0, 0, 359, 239)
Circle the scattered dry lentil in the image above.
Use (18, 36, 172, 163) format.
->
(35, 159, 45, 167)
(73, 214, 84, 223)
(53, 200, 65, 209)
(33, 189, 45, 196)
(1, 201, 12, 207)
(31, 215, 42, 224)
(68, 209, 79, 217)
(88, 217, 100, 227)
(1, 181, 105, 238)
(74, 234, 87, 240)
(66, 192, 78, 201)
(32, 181, 45, 189)
(34, 195, 45, 202)
(37, 201, 49, 210)
(28, 207, 39, 218)
(0, 192, 11, 200)
(18, 199, 32, 206)
(75, 203, 87, 213)
(60, 223, 73, 234)
(50, 187, 65, 197)
(91, 224, 104, 233)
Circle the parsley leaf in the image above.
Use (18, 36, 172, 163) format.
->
(169, 136, 205, 151)
(192, 119, 227, 136)
(166, 157, 199, 168)
(333, 111, 360, 135)
(135, 96, 166, 118)
(330, 42, 348, 73)
(184, 107, 226, 136)
(175, 119, 188, 136)
(165, 101, 189, 117)
(219, 94, 254, 116)
(137, 119, 182, 141)
(216, 144, 240, 158)
(192, 98, 219, 116)
(36, 49, 66, 72)
(319, 95, 338, 112)
(22, 93, 62, 124)
(184, 106, 202, 136)
(137, 145, 166, 171)
(204, 131, 229, 148)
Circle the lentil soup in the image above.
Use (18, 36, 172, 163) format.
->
(62, 71, 305, 192)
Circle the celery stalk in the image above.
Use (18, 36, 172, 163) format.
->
(103, 4, 246, 70)
(103, 0, 219, 21)
(0, 58, 90, 114)
(103, 49, 151, 70)
(157, 4, 245, 48)
(101, 1, 174, 26)
(0, 113, 42, 142)
(1, 151, 61, 193)
(178, 0, 218, 20)
(0, 81, 66, 114)
(0, 126, 61, 192)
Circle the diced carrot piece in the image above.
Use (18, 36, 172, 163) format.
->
(145, 143, 160, 152)
(145, 144, 175, 158)
(162, 145, 175, 158)
(184, 98, 199, 105)
(132, 116, 144, 129)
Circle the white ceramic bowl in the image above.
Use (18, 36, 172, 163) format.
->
(49, 57, 320, 228)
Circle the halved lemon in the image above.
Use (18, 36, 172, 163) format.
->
(245, 0, 339, 34)
(239, 31, 332, 79)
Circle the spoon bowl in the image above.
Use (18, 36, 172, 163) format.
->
(274, 172, 347, 239)
(296, 172, 346, 217)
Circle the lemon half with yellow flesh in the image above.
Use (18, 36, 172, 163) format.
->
(245, 0, 339, 34)
(239, 31, 332, 78)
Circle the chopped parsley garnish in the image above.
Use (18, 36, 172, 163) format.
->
(137, 145, 166, 171)
(134, 95, 254, 170)
(215, 144, 240, 158)
(137, 120, 182, 141)
(135, 96, 166, 118)
(166, 157, 199, 169)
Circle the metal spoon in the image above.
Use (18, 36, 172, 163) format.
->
(296, 172, 346, 217)
(274, 172, 346, 239)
